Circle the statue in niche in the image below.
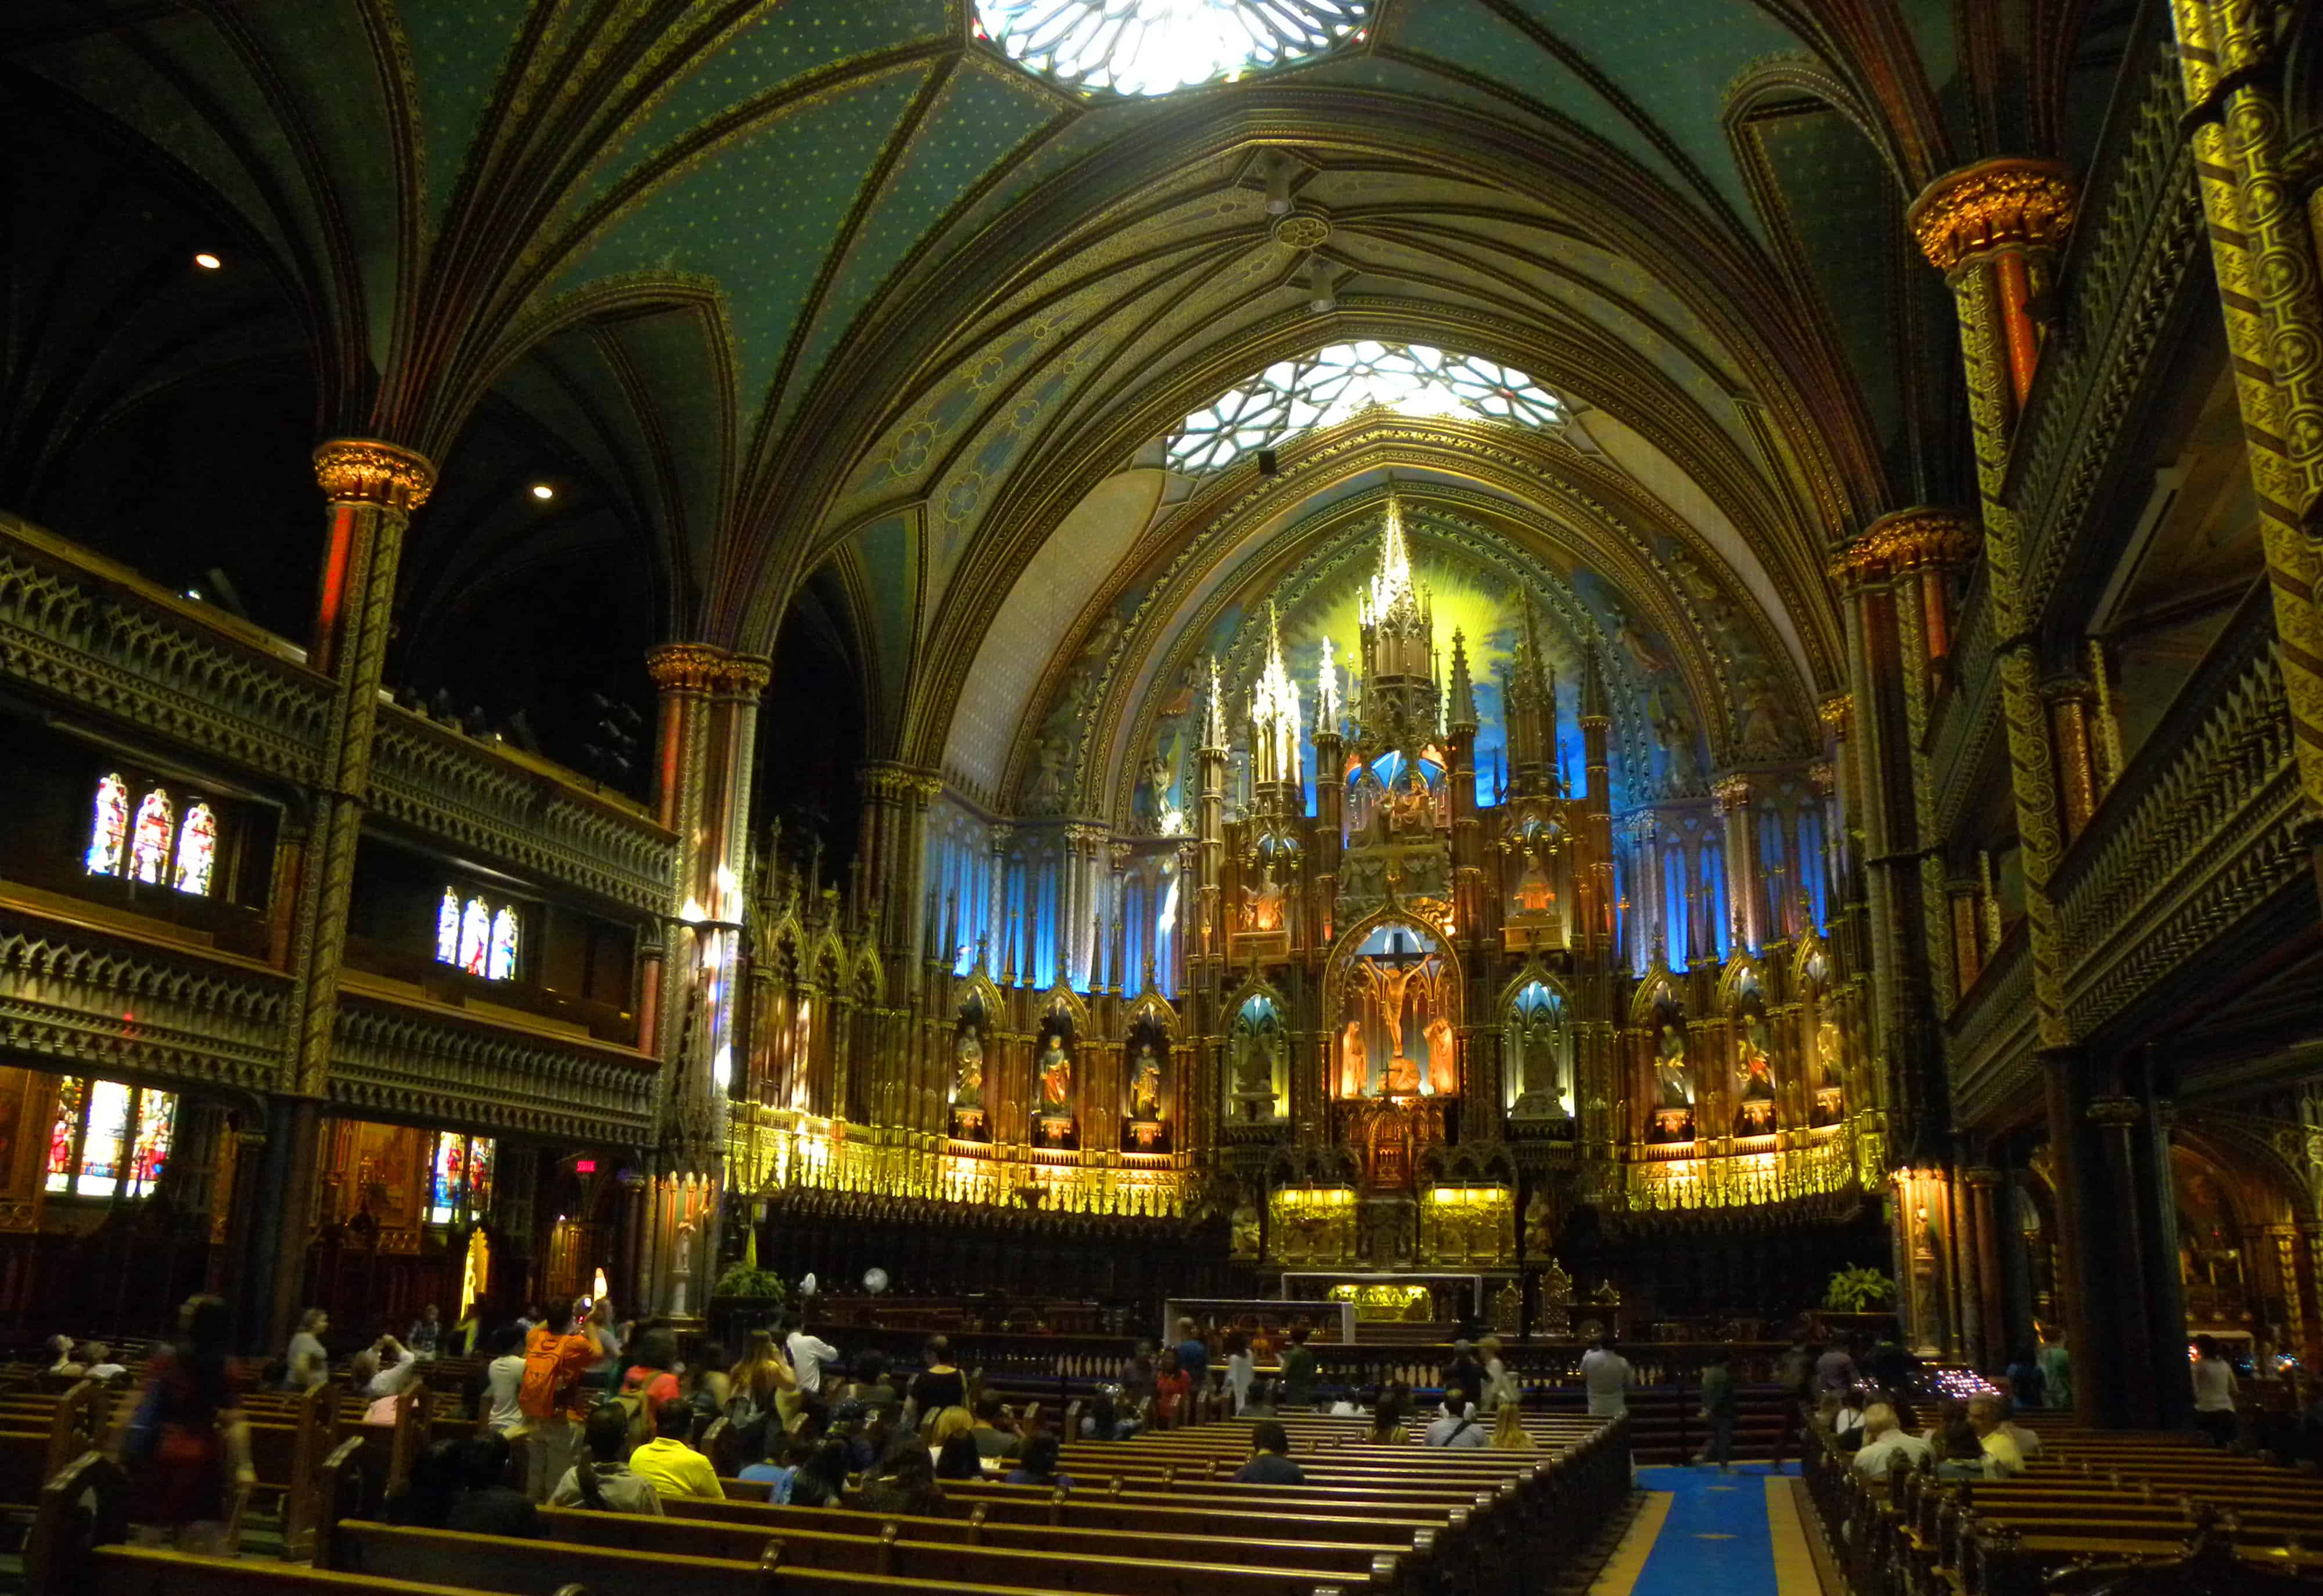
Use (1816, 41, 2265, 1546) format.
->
(1513, 850, 1554, 915)
(1423, 1015, 1457, 1095)
(1523, 1187, 1556, 1255)
(1247, 867, 1285, 931)
(1655, 1023, 1695, 1108)
(1738, 1013, 1775, 1102)
(1129, 1044, 1162, 1120)
(1520, 1013, 1558, 1097)
(1340, 1020, 1369, 1097)
(1231, 1198, 1263, 1259)
(1233, 1026, 1276, 1104)
(952, 1029, 984, 1110)
(1038, 1034, 1073, 1113)
(1817, 1019, 1844, 1089)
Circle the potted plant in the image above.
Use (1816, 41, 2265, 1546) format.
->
(709, 1262, 792, 1345)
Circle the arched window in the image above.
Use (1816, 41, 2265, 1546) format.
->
(458, 897, 490, 975)
(435, 890, 461, 963)
(129, 790, 174, 884)
(486, 907, 520, 981)
(86, 775, 128, 876)
(44, 1075, 177, 1198)
(173, 803, 218, 896)
(427, 1131, 496, 1225)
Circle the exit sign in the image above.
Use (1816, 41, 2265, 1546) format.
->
(575, 1159, 597, 1174)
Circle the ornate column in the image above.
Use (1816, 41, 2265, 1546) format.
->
(1712, 775, 1755, 954)
(2044, 675, 2099, 840)
(1964, 1166, 2006, 1371)
(1907, 161, 2077, 1055)
(2085, 1092, 2163, 1426)
(2174, 2, 2323, 846)
(1948, 883, 1984, 1000)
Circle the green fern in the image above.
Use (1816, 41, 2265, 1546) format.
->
(1824, 1266, 1896, 1312)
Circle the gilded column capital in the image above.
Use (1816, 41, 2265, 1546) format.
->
(645, 642, 725, 694)
(2040, 672, 2092, 704)
(1807, 759, 1836, 797)
(1831, 508, 1979, 584)
(1817, 693, 1853, 739)
(312, 438, 437, 513)
(1711, 773, 1752, 813)
(713, 652, 774, 700)
(2085, 1093, 2144, 1128)
(1962, 1166, 2003, 1189)
(1907, 157, 2077, 273)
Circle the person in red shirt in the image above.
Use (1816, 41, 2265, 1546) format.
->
(1150, 1347, 1192, 1430)
(620, 1329, 685, 1436)
(517, 1297, 605, 1501)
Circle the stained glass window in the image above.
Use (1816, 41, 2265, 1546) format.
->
(43, 1076, 176, 1198)
(427, 1131, 496, 1225)
(1167, 342, 1564, 475)
(486, 907, 520, 982)
(87, 775, 128, 876)
(129, 790, 174, 885)
(173, 803, 218, 896)
(435, 890, 461, 964)
(976, 0, 1365, 98)
(458, 897, 490, 975)
(45, 1077, 84, 1194)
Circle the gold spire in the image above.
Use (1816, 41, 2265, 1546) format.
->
(1360, 492, 1419, 630)
(1252, 601, 1303, 783)
(1317, 633, 1342, 729)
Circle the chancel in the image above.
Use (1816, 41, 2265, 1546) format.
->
(6, 2, 2323, 1592)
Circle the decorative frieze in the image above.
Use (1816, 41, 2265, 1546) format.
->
(331, 993, 658, 1144)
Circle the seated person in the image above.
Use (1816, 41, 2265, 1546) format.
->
(1424, 1398, 1487, 1448)
(935, 1432, 985, 1481)
(970, 1392, 1021, 1460)
(1930, 1400, 1988, 1482)
(1966, 1395, 2024, 1479)
(45, 1335, 82, 1378)
(445, 1433, 540, 1537)
(1005, 1432, 1074, 1490)
(787, 1439, 851, 1507)
(384, 1439, 463, 1527)
(1992, 1390, 2042, 1457)
(861, 1436, 948, 1516)
(627, 1397, 725, 1501)
(550, 1405, 664, 1514)
(1850, 1404, 1933, 1480)
(1234, 1419, 1306, 1484)
(1832, 1386, 1870, 1447)
(80, 1342, 128, 1383)
(354, 1334, 422, 1422)
(737, 1426, 804, 1500)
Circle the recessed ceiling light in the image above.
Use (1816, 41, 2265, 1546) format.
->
(193, 253, 222, 270)
(530, 483, 555, 501)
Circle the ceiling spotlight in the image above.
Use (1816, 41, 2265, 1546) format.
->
(193, 253, 222, 270)
(530, 483, 555, 501)
(1263, 154, 1293, 216)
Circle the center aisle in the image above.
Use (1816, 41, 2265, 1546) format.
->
(1591, 1465, 1820, 1596)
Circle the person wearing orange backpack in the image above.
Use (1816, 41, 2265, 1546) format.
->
(516, 1296, 606, 1501)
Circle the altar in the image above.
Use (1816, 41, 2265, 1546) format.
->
(1279, 1270, 1492, 1327)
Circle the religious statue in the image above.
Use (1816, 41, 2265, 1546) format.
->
(1655, 1023, 1694, 1108)
(1523, 1187, 1556, 1255)
(1513, 851, 1554, 915)
(1817, 1019, 1844, 1089)
(1233, 1026, 1276, 1102)
(1738, 671, 1791, 759)
(1738, 1013, 1775, 1102)
(1038, 1034, 1072, 1112)
(1339, 1020, 1369, 1097)
(1129, 1044, 1162, 1119)
(1520, 1014, 1556, 1096)
(1423, 1015, 1457, 1095)
(952, 1029, 984, 1109)
(1650, 689, 1700, 792)
(1231, 1198, 1262, 1259)
(1382, 1048, 1421, 1095)
(1247, 867, 1285, 931)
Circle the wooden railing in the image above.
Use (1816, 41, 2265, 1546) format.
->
(1945, 921, 2036, 1128)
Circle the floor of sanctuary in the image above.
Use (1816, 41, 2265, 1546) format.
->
(1591, 1465, 1823, 1596)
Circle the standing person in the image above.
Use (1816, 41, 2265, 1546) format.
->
(1768, 1332, 1814, 1473)
(906, 1336, 965, 1420)
(1235, 1419, 1306, 1483)
(2191, 1336, 2239, 1447)
(1173, 1317, 1211, 1400)
(549, 1404, 664, 1514)
(121, 1295, 252, 1554)
(684, 1341, 730, 1433)
(727, 1329, 796, 1432)
(588, 1304, 625, 1395)
(786, 1316, 841, 1397)
(1445, 1340, 1485, 1414)
(627, 1399, 724, 1501)
(1279, 1327, 1319, 1411)
(1580, 1332, 1631, 1419)
(517, 1297, 607, 1502)
(1695, 1348, 1738, 1474)
(1120, 1341, 1157, 1414)
(1480, 1336, 1520, 1412)
(354, 1333, 423, 1422)
(408, 1303, 444, 1361)
(1815, 1335, 1858, 1396)
(482, 1326, 528, 1435)
(285, 1309, 330, 1391)
(1150, 1347, 1192, 1429)
(1224, 1331, 1255, 1414)
(2037, 1327, 2072, 1411)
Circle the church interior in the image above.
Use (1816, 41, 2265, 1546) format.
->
(7, 0, 2323, 1590)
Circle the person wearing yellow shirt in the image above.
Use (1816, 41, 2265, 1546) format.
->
(625, 1399, 724, 1501)
(1966, 1396, 2024, 1478)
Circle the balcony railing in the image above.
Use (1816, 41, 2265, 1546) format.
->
(0, 891, 291, 1094)
(2052, 583, 2307, 1038)
(0, 513, 329, 785)
(331, 972, 659, 1144)
(1946, 918, 2036, 1128)
(2003, 20, 2203, 620)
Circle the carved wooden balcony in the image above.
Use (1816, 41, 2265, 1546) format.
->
(1945, 919, 2034, 1130)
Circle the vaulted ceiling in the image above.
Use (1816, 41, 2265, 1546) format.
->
(1, 0, 2133, 811)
